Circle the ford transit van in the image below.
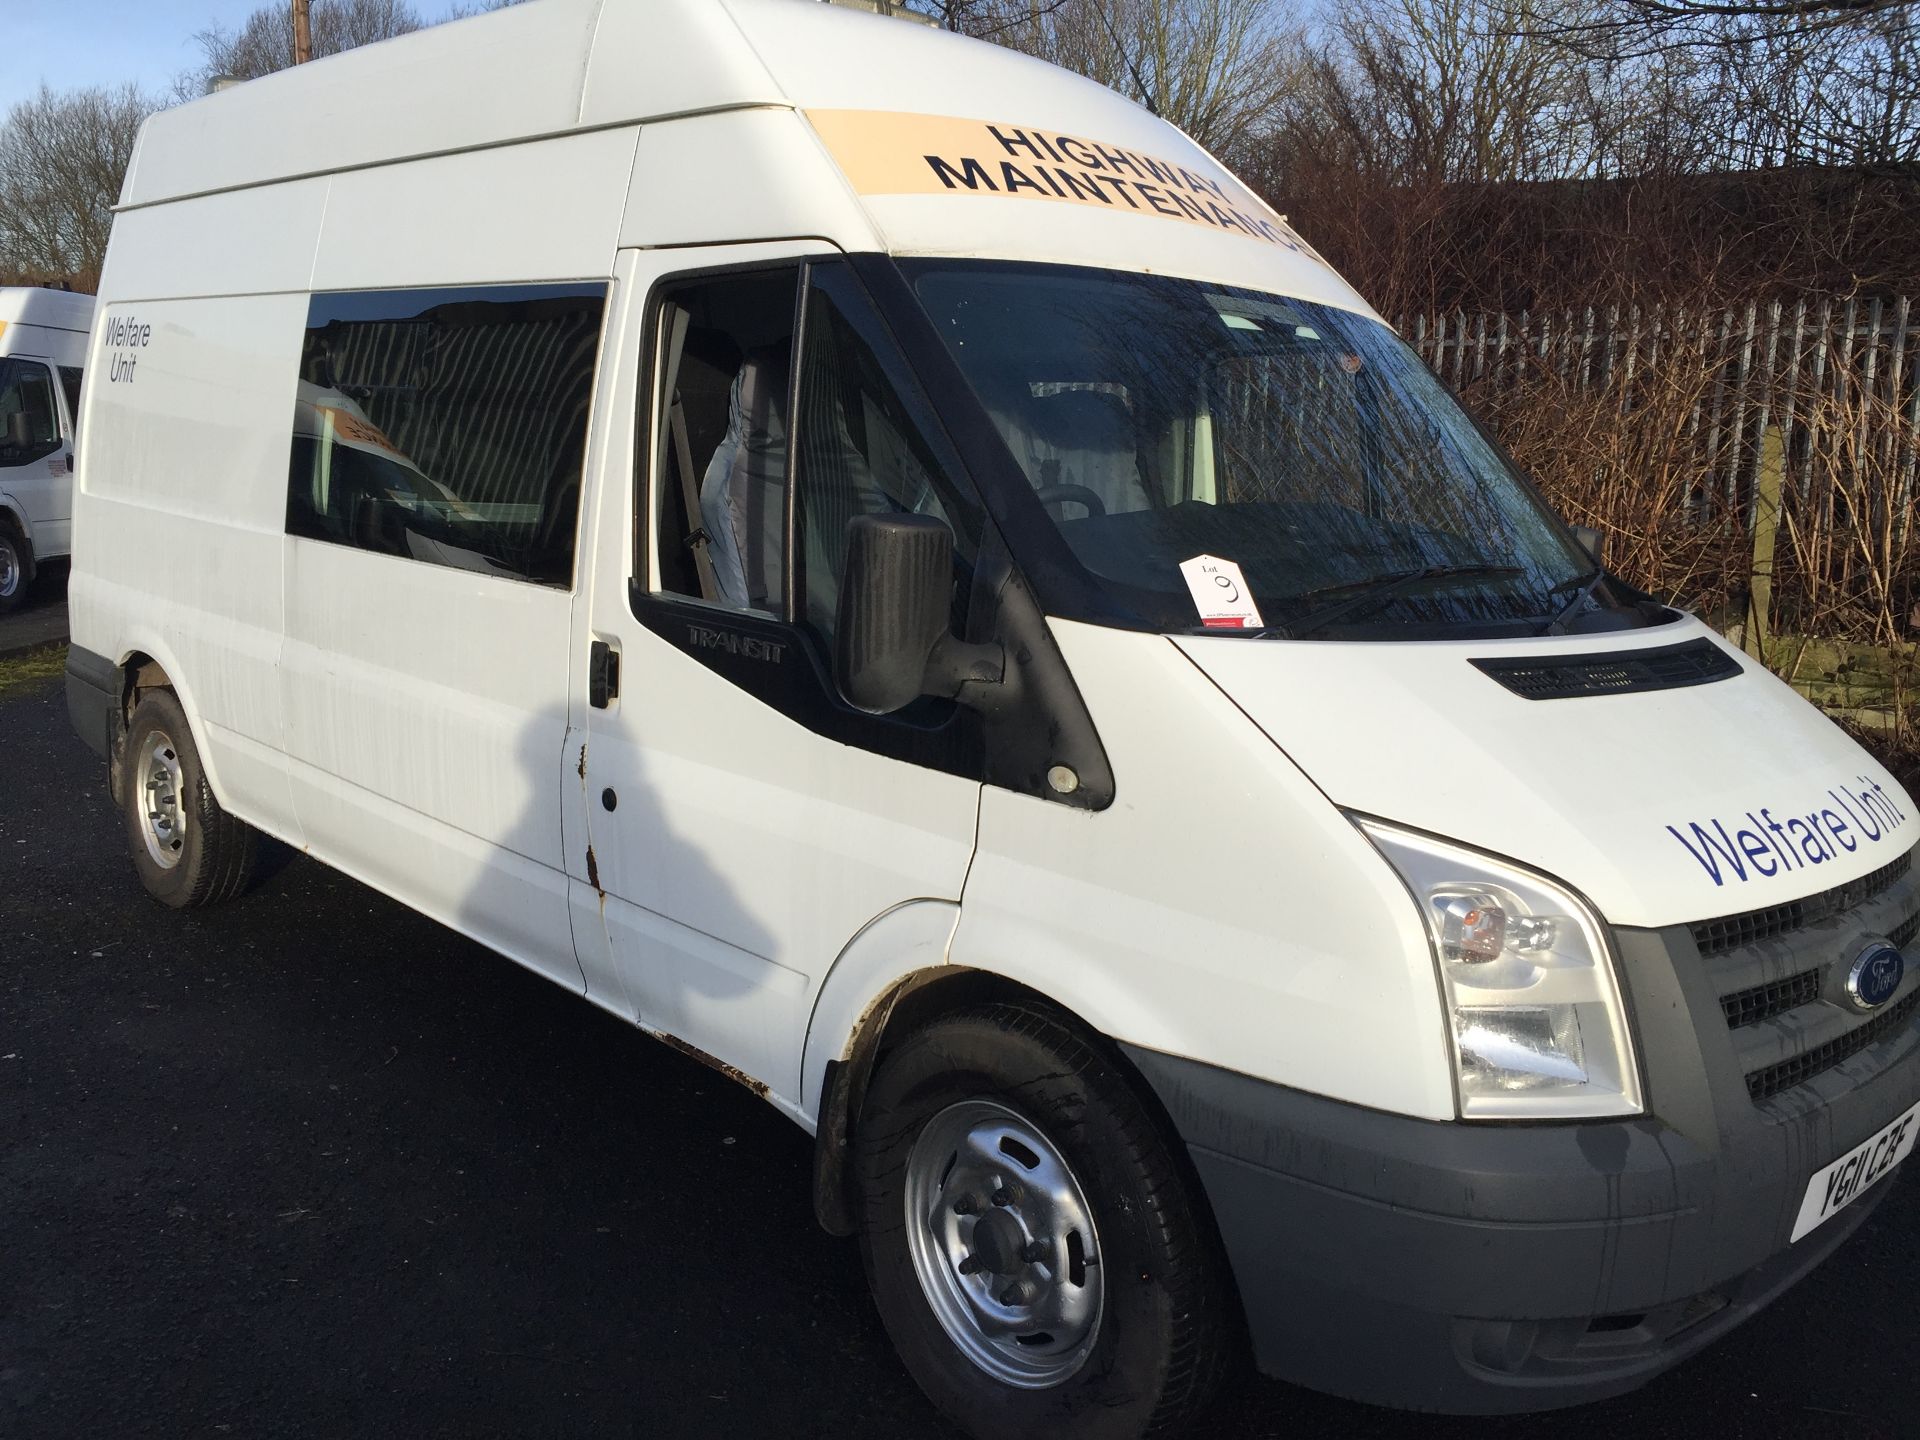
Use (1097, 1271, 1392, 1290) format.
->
(0, 286, 91, 612)
(63, 2, 1920, 1435)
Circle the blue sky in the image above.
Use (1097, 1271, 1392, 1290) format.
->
(0, 2, 472, 115)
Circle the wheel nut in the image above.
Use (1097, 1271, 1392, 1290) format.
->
(957, 1254, 984, 1275)
(952, 1195, 978, 1216)
(997, 1283, 1029, 1306)
(992, 1188, 1013, 1207)
(1021, 1240, 1051, 1264)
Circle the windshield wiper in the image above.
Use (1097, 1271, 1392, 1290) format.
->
(1285, 564, 1524, 640)
(1542, 567, 1606, 635)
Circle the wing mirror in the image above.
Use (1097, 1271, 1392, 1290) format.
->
(834, 514, 1003, 715)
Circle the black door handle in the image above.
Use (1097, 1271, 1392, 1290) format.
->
(589, 640, 621, 709)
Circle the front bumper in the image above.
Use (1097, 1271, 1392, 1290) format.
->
(1122, 919, 1920, 1414)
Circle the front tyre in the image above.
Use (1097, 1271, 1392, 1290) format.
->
(857, 1003, 1234, 1440)
(123, 689, 264, 908)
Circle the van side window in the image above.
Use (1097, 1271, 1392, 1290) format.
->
(651, 269, 799, 613)
(0, 360, 63, 466)
(285, 283, 606, 587)
(793, 263, 965, 654)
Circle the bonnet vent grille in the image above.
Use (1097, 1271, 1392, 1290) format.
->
(1471, 638, 1741, 701)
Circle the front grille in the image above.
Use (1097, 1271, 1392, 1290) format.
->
(1745, 991, 1920, 1102)
(1471, 638, 1742, 701)
(1721, 970, 1822, 1029)
(1893, 911, 1919, 950)
(1691, 851, 1913, 957)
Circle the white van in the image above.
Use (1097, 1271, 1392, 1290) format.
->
(0, 286, 92, 612)
(64, 2, 1920, 1434)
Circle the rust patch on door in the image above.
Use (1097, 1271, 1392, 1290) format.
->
(654, 1032, 771, 1099)
(584, 843, 603, 897)
(577, 742, 588, 781)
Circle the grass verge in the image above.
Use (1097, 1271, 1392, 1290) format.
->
(0, 642, 68, 698)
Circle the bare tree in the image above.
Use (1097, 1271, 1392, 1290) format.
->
(0, 84, 157, 291)
(922, 0, 1305, 158)
(1316, 0, 1612, 185)
(1505, 0, 1917, 58)
(192, 0, 426, 87)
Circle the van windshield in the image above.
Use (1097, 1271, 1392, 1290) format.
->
(905, 261, 1597, 638)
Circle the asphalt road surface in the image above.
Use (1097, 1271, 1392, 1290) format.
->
(0, 560, 69, 659)
(3, 668, 1915, 1439)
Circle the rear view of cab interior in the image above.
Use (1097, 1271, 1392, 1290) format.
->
(62, 2, 1920, 1437)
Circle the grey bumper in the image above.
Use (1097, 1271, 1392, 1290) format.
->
(1122, 920, 1920, 1414)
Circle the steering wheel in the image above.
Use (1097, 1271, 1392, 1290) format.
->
(1035, 483, 1107, 519)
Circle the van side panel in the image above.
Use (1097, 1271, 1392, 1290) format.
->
(953, 621, 1458, 1121)
(578, 0, 783, 128)
(279, 545, 584, 993)
(95, 181, 330, 302)
(313, 128, 640, 291)
(72, 291, 312, 843)
(617, 110, 879, 253)
(120, 0, 606, 209)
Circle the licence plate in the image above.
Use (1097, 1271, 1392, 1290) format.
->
(1791, 1102, 1920, 1242)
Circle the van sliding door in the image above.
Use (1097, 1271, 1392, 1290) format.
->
(277, 283, 605, 996)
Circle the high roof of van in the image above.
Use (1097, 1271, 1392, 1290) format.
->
(118, 0, 1365, 316)
(119, 0, 1237, 215)
(125, 0, 762, 206)
(0, 287, 95, 333)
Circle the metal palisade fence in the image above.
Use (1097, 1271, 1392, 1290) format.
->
(1396, 296, 1920, 645)
(1402, 298, 1919, 515)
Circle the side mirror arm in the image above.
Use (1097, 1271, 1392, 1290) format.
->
(923, 633, 1004, 702)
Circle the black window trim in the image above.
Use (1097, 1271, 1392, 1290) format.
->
(625, 250, 985, 781)
(635, 253, 815, 620)
(284, 278, 612, 593)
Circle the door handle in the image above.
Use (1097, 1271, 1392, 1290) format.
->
(589, 639, 621, 709)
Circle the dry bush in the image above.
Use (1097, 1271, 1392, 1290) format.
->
(1450, 289, 1920, 744)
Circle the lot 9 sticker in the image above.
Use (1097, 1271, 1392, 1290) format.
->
(1180, 554, 1263, 630)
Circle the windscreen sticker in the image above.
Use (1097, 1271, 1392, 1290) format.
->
(1180, 554, 1264, 630)
(804, 109, 1319, 256)
(1666, 778, 1909, 887)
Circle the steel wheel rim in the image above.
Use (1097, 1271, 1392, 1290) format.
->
(0, 538, 16, 598)
(903, 1098, 1105, 1389)
(137, 729, 186, 870)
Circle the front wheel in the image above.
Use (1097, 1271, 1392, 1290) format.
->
(122, 689, 265, 908)
(856, 1003, 1236, 1440)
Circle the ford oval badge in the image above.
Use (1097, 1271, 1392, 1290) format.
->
(1846, 940, 1906, 1012)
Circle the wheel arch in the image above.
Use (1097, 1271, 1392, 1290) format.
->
(106, 645, 224, 808)
(804, 906, 1195, 1240)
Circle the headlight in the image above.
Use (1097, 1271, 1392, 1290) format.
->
(1356, 818, 1643, 1119)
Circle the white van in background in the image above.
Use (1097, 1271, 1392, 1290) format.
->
(62, 2, 1920, 1436)
(0, 286, 92, 612)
